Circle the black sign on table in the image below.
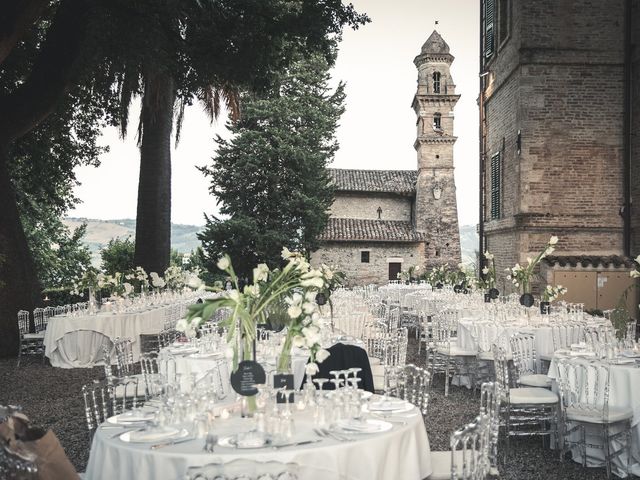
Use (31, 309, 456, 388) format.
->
(230, 360, 266, 396)
(273, 373, 294, 403)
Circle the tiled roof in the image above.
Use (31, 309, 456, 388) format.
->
(328, 168, 417, 194)
(318, 218, 426, 243)
(543, 255, 635, 268)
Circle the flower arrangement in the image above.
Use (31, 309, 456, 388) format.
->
(425, 264, 450, 286)
(125, 266, 149, 293)
(481, 251, 497, 290)
(506, 236, 558, 294)
(397, 265, 421, 282)
(164, 265, 186, 290)
(149, 271, 166, 290)
(181, 248, 333, 378)
(541, 284, 567, 302)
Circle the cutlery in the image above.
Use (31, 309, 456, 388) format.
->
(110, 427, 142, 439)
(273, 439, 321, 449)
(203, 433, 217, 453)
(320, 428, 353, 442)
(150, 436, 196, 450)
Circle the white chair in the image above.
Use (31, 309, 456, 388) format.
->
(509, 333, 551, 388)
(17, 310, 45, 367)
(493, 345, 559, 462)
(428, 414, 492, 480)
(393, 364, 431, 416)
(556, 359, 632, 479)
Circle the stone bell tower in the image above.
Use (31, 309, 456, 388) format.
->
(412, 30, 461, 267)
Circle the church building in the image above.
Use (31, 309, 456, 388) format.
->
(312, 31, 462, 286)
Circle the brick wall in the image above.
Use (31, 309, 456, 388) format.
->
(310, 242, 426, 286)
(483, 0, 628, 290)
(330, 193, 413, 222)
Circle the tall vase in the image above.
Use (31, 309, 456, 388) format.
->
(87, 287, 98, 315)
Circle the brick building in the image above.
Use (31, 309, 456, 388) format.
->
(479, 0, 640, 309)
(312, 31, 462, 285)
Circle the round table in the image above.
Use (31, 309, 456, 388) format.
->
(85, 398, 432, 480)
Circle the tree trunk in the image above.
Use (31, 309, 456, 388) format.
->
(134, 72, 175, 275)
(0, 147, 41, 357)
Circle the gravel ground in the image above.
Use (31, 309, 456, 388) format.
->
(0, 337, 613, 479)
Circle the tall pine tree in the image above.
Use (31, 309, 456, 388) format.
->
(199, 53, 344, 277)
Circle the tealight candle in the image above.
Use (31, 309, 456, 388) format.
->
(296, 399, 306, 411)
(220, 409, 230, 420)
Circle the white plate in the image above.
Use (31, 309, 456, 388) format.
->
(334, 419, 393, 434)
(120, 427, 188, 443)
(366, 400, 412, 413)
(218, 433, 272, 449)
(188, 352, 222, 359)
(107, 412, 155, 425)
(168, 347, 199, 355)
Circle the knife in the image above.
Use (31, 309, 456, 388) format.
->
(150, 436, 196, 450)
(273, 439, 321, 449)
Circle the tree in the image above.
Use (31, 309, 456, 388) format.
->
(0, 0, 367, 357)
(199, 54, 343, 278)
(100, 238, 136, 276)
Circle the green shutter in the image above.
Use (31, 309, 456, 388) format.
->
(484, 0, 495, 59)
(490, 152, 501, 219)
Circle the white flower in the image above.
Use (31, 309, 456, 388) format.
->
(526, 257, 532, 265)
(253, 263, 269, 283)
(51, 243, 60, 251)
(217, 256, 230, 270)
(302, 302, 316, 315)
(546, 246, 555, 255)
(190, 316, 203, 327)
(301, 277, 324, 289)
(244, 284, 259, 297)
(281, 247, 294, 260)
(123, 282, 134, 295)
(287, 305, 303, 319)
(292, 335, 306, 348)
(484, 251, 494, 260)
(304, 291, 317, 303)
(635, 254, 640, 264)
(224, 347, 234, 359)
(187, 275, 203, 290)
(514, 282, 519, 287)
(286, 293, 303, 306)
(549, 236, 559, 245)
(315, 348, 330, 363)
(302, 326, 321, 346)
(305, 362, 319, 376)
(226, 289, 240, 302)
(482, 267, 489, 275)
(175, 318, 188, 332)
(631, 270, 640, 278)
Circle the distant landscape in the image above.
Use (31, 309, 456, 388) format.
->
(63, 217, 478, 269)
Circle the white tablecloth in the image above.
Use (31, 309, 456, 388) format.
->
(85, 398, 432, 480)
(44, 306, 170, 368)
(548, 353, 640, 477)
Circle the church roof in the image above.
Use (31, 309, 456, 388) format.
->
(318, 218, 426, 243)
(421, 30, 450, 54)
(328, 168, 417, 194)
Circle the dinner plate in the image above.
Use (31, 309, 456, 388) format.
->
(107, 411, 155, 425)
(218, 433, 273, 449)
(120, 427, 188, 443)
(168, 347, 199, 355)
(334, 419, 392, 434)
(188, 352, 223, 359)
(366, 400, 412, 413)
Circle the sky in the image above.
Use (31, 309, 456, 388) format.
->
(68, 0, 480, 227)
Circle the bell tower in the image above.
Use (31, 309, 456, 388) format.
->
(412, 30, 461, 267)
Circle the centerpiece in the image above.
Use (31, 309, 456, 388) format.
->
(179, 248, 333, 412)
(540, 284, 567, 314)
(481, 251, 499, 301)
(507, 235, 558, 307)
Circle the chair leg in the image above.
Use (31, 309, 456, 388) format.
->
(603, 425, 612, 480)
(444, 358, 450, 397)
(16, 341, 22, 367)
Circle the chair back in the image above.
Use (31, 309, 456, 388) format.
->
(113, 337, 135, 376)
(396, 364, 430, 415)
(509, 333, 537, 377)
(479, 382, 500, 474)
(157, 329, 181, 349)
(450, 414, 491, 480)
(556, 359, 611, 423)
(82, 380, 115, 431)
(17, 311, 30, 335)
(492, 346, 510, 400)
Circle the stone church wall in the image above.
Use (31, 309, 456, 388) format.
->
(329, 194, 412, 221)
(311, 242, 426, 286)
(632, 0, 640, 256)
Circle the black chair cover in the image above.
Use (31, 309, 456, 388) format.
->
(303, 343, 375, 393)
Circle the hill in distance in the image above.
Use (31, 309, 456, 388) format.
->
(64, 217, 479, 269)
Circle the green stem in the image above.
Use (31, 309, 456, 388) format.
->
(278, 333, 293, 372)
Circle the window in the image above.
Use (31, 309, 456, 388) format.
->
(483, 0, 495, 60)
(490, 152, 501, 219)
(361, 251, 370, 263)
(432, 72, 441, 93)
(499, 0, 510, 45)
(433, 113, 442, 129)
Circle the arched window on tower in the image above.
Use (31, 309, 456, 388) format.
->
(433, 72, 441, 93)
(433, 113, 442, 129)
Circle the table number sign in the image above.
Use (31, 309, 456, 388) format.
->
(273, 373, 294, 403)
(230, 360, 266, 396)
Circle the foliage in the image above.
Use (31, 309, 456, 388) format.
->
(506, 236, 558, 294)
(398, 265, 422, 282)
(424, 265, 451, 286)
(100, 237, 135, 275)
(199, 54, 345, 278)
